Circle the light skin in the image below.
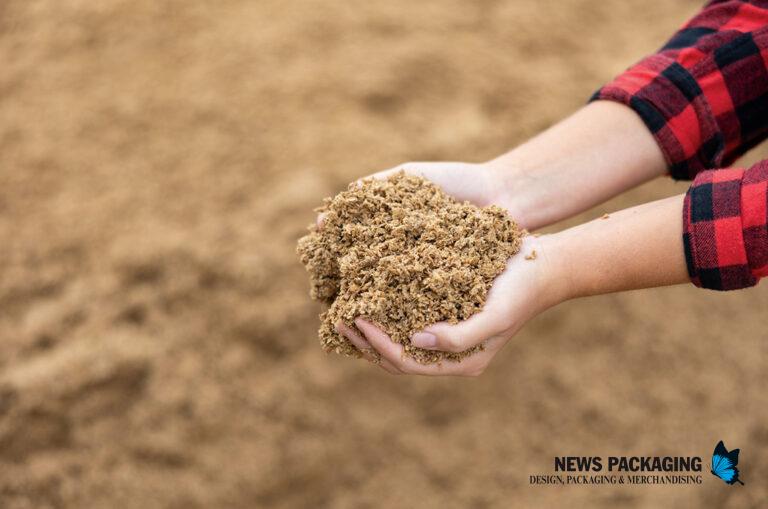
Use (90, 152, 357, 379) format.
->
(327, 101, 691, 376)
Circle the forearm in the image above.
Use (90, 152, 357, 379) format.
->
(489, 101, 668, 230)
(543, 194, 688, 300)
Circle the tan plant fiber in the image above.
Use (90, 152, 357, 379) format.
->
(297, 172, 523, 363)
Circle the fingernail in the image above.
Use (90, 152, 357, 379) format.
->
(411, 332, 437, 348)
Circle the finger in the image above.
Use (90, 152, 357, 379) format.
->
(369, 162, 440, 181)
(356, 318, 506, 376)
(336, 322, 401, 374)
(410, 308, 503, 353)
(368, 166, 404, 181)
(318, 169, 399, 229)
(336, 322, 376, 361)
(363, 163, 427, 184)
(358, 164, 433, 191)
(354, 318, 460, 376)
(376, 358, 402, 375)
(371, 163, 493, 211)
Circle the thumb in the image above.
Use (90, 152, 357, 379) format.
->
(411, 309, 504, 353)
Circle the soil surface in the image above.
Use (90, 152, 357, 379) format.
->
(1, 1, 766, 507)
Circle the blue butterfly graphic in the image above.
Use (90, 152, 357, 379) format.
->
(710, 440, 744, 485)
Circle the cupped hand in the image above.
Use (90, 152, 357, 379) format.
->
(337, 234, 569, 376)
(320, 160, 561, 376)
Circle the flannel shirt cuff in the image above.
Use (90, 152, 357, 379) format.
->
(683, 168, 759, 290)
(591, 54, 723, 181)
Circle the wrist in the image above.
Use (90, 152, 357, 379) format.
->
(533, 232, 580, 306)
(482, 157, 536, 228)
(484, 154, 565, 232)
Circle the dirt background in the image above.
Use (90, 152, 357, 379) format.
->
(0, 1, 766, 507)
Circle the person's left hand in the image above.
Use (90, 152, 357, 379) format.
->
(336, 234, 569, 376)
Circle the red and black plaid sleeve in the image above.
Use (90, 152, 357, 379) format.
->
(591, 0, 768, 180)
(592, 1, 768, 290)
(684, 161, 768, 289)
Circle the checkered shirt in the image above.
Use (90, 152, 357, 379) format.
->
(592, 0, 768, 290)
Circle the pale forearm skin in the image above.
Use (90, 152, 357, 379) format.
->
(488, 101, 668, 230)
(541, 194, 689, 300)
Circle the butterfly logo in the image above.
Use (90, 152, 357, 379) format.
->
(710, 440, 744, 485)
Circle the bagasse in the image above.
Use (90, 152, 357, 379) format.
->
(297, 172, 523, 364)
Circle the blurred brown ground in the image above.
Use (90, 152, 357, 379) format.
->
(0, 1, 766, 507)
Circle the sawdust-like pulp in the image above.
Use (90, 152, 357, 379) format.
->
(297, 172, 522, 363)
